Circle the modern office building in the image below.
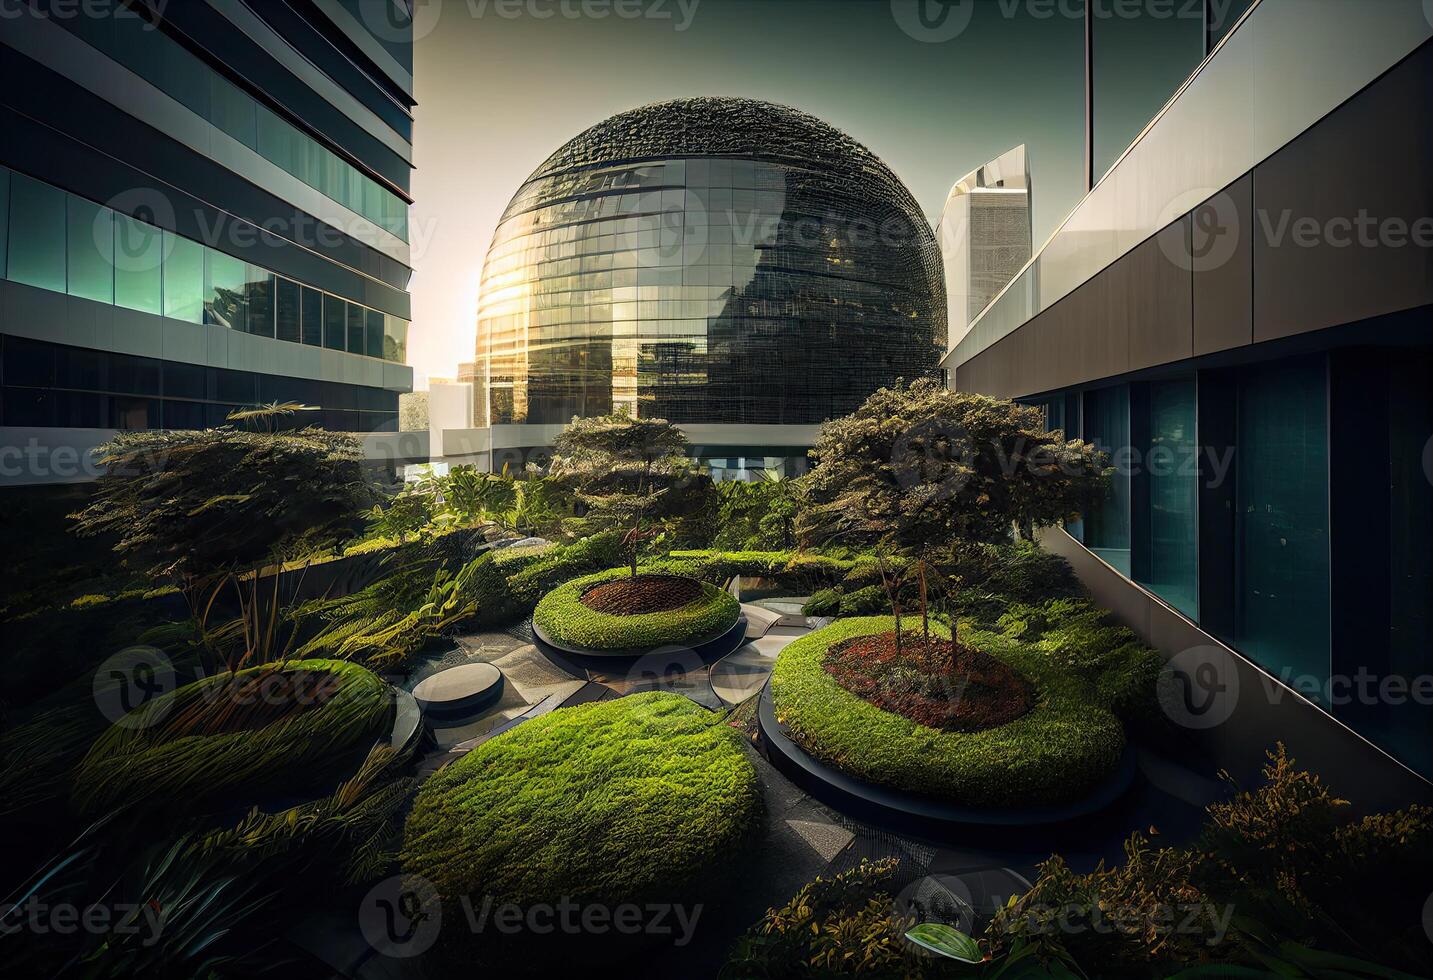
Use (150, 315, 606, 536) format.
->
(938, 145, 1031, 350)
(945, 0, 1433, 806)
(462, 97, 944, 473)
(0, 0, 416, 478)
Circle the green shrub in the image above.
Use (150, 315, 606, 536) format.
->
(769, 617, 1125, 806)
(402, 692, 760, 962)
(838, 584, 890, 615)
(504, 530, 624, 605)
(72, 659, 393, 821)
(533, 568, 740, 652)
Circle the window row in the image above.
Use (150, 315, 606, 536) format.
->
(57, 9, 408, 239)
(0, 169, 408, 363)
(0, 387, 396, 433)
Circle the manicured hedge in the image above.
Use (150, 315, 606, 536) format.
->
(769, 617, 1125, 807)
(72, 659, 393, 820)
(401, 691, 760, 909)
(533, 567, 740, 652)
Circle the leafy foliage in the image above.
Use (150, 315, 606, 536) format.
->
(712, 474, 802, 550)
(533, 567, 741, 652)
(549, 411, 693, 574)
(798, 378, 1107, 549)
(70, 427, 377, 587)
(987, 746, 1433, 977)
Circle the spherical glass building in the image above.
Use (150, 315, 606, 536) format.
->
(474, 97, 945, 427)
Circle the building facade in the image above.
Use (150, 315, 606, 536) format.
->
(468, 97, 944, 471)
(946, 0, 1433, 806)
(0, 0, 415, 477)
(938, 145, 1031, 351)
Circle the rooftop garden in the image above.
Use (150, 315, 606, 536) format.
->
(2, 390, 1429, 977)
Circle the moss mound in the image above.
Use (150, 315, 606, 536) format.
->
(769, 617, 1125, 807)
(533, 568, 740, 653)
(401, 692, 760, 962)
(72, 659, 393, 819)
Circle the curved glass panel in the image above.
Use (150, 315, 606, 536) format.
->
(475, 101, 945, 427)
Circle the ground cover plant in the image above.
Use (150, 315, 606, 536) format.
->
(71, 659, 393, 822)
(769, 616, 1127, 806)
(533, 566, 741, 652)
(401, 692, 761, 967)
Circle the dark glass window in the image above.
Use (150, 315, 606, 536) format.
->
(163, 361, 207, 401)
(275, 277, 302, 343)
(1235, 358, 1330, 693)
(110, 353, 161, 396)
(162, 399, 206, 430)
(113, 396, 158, 430)
(1083, 385, 1132, 576)
(54, 391, 107, 428)
(366, 308, 384, 358)
(323, 294, 347, 351)
(1138, 378, 1199, 618)
(215, 368, 256, 404)
(3, 336, 57, 387)
(56, 345, 106, 391)
(3, 387, 51, 426)
(346, 303, 365, 354)
(245, 266, 275, 337)
(0, 168, 9, 279)
(301, 287, 323, 346)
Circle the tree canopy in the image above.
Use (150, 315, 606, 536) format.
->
(797, 378, 1109, 550)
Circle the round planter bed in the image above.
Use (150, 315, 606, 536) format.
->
(767, 616, 1130, 815)
(532, 569, 742, 658)
(412, 662, 505, 723)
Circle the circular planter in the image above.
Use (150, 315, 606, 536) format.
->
(532, 568, 742, 657)
(768, 616, 1129, 810)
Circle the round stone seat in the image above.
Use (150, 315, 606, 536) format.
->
(412, 663, 504, 723)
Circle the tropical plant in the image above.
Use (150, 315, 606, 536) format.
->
(441, 465, 518, 523)
(712, 473, 802, 550)
(549, 411, 693, 576)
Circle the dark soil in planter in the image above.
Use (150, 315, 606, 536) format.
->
(580, 574, 704, 615)
(824, 631, 1034, 732)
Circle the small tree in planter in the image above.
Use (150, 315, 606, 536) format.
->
(797, 379, 1108, 660)
(548, 411, 692, 578)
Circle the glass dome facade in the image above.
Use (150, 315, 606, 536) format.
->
(474, 97, 945, 426)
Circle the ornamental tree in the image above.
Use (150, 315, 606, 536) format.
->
(548, 411, 693, 577)
(797, 378, 1109, 651)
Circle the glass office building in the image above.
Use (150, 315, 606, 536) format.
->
(0, 3, 414, 438)
(474, 97, 945, 427)
(951, 0, 1433, 802)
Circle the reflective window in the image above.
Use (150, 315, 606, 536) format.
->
(66, 195, 114, 304)
(114, 213, 163, 315)
(7, 173, 66, 292)
(275, 277, 302, 343)
(384, 313, 408, 363)
(163, 233, 205, 324)
(1139, 378, 1199, 618)
(244, 265, 274, 337)
(346, 302, 365, 354)
(204, 250, 247, 329)
(1236, 358, 1330, 694)
(301, 286, 323, 347)
(1084, 385, 1132, 576)
(0, 168, 9, 282)
(365, 307, 384, 359)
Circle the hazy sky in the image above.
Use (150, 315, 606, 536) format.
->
(409, 0, 1098, 387)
